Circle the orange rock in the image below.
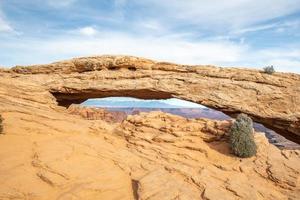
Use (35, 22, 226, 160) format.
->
(0, 56, 299, 199)
(67, 104, 127, 123)
(5, 55, 300, 143)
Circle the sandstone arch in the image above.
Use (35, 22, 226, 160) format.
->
(9, 55, 300, 143)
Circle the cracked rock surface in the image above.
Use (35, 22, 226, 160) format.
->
(0, 55, 299, 199)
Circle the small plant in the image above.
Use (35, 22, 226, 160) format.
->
(263, 65, 275, 74)
(229, 113, 257, 158)
(0, 115, 3, 134)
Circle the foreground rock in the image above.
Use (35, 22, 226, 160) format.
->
(68, 105, 300, 149)
(118, 112, 300, 200)
(5, 55, 300, 143)
(0, 105, 299, 199)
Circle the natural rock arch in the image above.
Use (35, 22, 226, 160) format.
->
(10, 55, 300, 143)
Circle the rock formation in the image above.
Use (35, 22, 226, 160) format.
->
(68, 105, 299, 149)
(67, 104, 127, 123)
(6, 55, 300, 143)
(0, 55, 299, 199)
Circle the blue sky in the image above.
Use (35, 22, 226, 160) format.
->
(0, 0, 300, 74)
(83, 97, 203, 108)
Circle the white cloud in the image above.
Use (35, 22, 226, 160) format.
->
(266, 59, 300, 73)
(233, 23, 278, 34)
(246, 48, 300, 73)
(0, 9, 13, 33)
(0, 17, 13, 32)
(30, 32, 247, 65)
(161, 98, 203, 108)
(135, 0, 300, 30)
(46, 0, 76, 8)
(78, 26, 98, 36)
(259, 49, 300, 58)
(232, 20, 300, 35)
(139, 20, 165, 31)
(114, 0, 127, 8)
(1, 30, 299, 73)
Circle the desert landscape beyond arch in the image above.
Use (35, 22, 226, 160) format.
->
(6, 55, 300, 143)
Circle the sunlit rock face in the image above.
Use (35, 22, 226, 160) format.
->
(8, 55, 300, 143)
(68, 103, 300, 149)
(67, 104, 127, 123)
(0, 55, 300, 199)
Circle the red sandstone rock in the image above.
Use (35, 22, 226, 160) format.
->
(67, 104, 127, 123)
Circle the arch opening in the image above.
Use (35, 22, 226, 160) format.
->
(65, 96, 299, 149)
(81, 97, 230, 120)
(50, 88, 300, 145)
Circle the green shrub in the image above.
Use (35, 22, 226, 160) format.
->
(229, 113, 257, 158)
(0, 115, 3, 134)
(263, 66, 275, 74)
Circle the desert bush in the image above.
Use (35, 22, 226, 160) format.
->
(229, 113, 257, 158)
(263, 65, 275, 74)
(0, 115, 3, 134)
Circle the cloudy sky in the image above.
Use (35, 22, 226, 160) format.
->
(0, 0, 300, 74)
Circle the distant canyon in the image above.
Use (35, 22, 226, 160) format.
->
(68, 104, 300, 150)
